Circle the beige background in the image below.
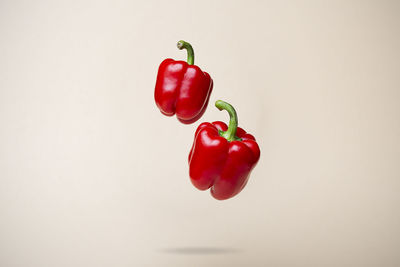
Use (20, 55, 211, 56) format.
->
(1, 0, 400, 266)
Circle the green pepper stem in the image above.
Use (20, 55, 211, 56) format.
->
(215, 100, 242, 141)
(177, 40, 194, 65)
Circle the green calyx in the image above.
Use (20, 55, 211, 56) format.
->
(215, 100, 242, 142)
(177, 40, 194, 65)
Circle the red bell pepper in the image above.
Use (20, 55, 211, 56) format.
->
(188, 100, 260, 200)
(154, 40, 213, 124)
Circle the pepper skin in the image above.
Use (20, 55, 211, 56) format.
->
(154, 40, 213, 124)
(188, 100, 260, 200)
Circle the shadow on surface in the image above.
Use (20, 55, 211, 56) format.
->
(161, 247, 240, 255)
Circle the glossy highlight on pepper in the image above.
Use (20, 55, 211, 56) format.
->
(188, 100, 260, 200)
(154, 40, 213, 124)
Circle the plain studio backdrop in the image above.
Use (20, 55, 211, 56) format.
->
(1, 1, 399, 266)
